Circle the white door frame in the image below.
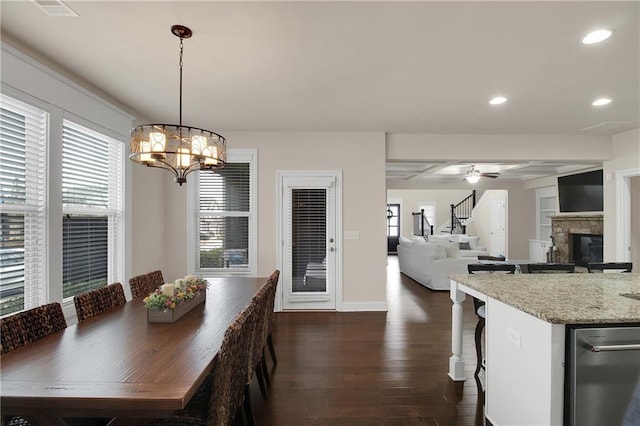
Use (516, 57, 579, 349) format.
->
(275, 170, 343, 312)
(616, 167, 640, 261)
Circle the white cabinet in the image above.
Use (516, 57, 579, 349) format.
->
(529, 239, 552, 262)
(536, 187, 557, 241)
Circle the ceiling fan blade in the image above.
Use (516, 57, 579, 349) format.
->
(480, 173, 500, 178)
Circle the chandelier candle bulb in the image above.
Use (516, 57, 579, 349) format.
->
(139, 141, 153, 163)
(177, 147, 191, 168)
(191, 135, 205, 156)
(150, 132, 166, 153)
(161, 283, 175, 296)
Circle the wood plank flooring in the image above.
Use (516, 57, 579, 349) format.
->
(251, 256, 485, 425)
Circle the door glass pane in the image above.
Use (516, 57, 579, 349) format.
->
(292, 189, 326, 293)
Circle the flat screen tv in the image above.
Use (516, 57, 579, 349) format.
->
(557, 169, 603, 212)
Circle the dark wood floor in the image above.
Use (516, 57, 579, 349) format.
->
(252, 256, 484, 425)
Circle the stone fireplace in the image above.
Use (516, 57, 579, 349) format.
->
(551, 215, 603, 264)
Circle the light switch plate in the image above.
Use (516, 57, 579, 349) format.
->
(345, 231, 360, 240)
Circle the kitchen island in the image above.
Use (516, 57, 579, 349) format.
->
(449, 273, 640, 426)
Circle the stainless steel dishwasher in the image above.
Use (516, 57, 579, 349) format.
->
(567, 326, 640, 426)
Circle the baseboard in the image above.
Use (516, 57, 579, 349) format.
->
(340, 301, 388, 312)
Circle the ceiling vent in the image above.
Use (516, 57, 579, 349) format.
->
(581, 121, 633, 133)
(33, 0, 78, 17)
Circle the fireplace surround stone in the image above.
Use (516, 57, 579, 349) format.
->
(551, 215, 603, 264)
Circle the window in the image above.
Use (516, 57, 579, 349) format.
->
(61, 121, 124, 299)
(192, 150, 256, 275)
(0, 95, 48, 316)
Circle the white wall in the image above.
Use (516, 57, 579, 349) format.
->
(603, 128, 640, 261)
(631, 176, 640, 269)
(387, 133, 611, 162)
(154, 132, 388, 308)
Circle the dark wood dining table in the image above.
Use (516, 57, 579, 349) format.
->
(0, 277, 267, 425)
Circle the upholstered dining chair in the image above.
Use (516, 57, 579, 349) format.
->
(129, 270, 165, 299)
(467, 263, 516, 377)
(587, 262, 633, 273)
(150, 295, 254, 426)
(1, 302, 67, 354)
(527, 263, 575, 274)
(242, 270, 281, 424)
(74, 282, 126, 322)
(1, 303, 67, 426)
(264, 270, 280, 374)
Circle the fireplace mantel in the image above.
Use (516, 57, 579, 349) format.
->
(550, 214, 603, 263)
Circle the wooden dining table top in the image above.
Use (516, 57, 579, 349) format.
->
(0, 276, 267, 421)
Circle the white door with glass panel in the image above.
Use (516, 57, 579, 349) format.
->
(279, 172, 339, 310)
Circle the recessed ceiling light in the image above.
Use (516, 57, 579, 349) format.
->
(489, 96, 507, 105)
(582, 29, 613, 45)
(592, 98, 612, 106)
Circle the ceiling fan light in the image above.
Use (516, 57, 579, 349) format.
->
(465, 174, 481, 184)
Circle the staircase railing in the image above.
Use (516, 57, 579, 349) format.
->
(412, 209, 434, 236)
(450, 190, 476, 234)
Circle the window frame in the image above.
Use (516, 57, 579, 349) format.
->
(187, 149, 257, 277)
(0, 93, 49, 315)
(61, 119, 125, 301)
(2, 41, 133, 319)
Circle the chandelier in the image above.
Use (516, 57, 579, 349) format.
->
(129, 25, 226, 185)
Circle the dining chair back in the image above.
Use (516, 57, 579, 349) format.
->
(587, 262, 633, 273)
(1, 302, 67, 354)
(527, 263, 575, 274)
(264, 269, 280, 368)
(150, 301, 254, 426)
(467, 263, 516, 377)
(74, 282, 126, 322)
(129, 270, 165, 299)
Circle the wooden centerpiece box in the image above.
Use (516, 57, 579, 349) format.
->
(147, 290, 206, 323)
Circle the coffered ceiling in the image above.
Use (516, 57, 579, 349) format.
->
(386, 161, 601, 182)
(1, 1, 637, 182)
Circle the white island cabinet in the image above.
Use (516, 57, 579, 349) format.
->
(448, 273, 640, 426)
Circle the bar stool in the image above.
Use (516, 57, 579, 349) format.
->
(467, 263, 516, 376)
(587, 262, 632, 273)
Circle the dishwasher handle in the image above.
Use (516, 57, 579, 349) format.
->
(586, 343, 640, 352)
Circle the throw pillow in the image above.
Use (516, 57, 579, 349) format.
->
(459, 242, 471, 250)
(438, 240, 460, 258)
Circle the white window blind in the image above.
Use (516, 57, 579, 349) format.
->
(62, 120, 124, 299)
(290, 188, 327, 290)
(198, 163, 251, 270)
(0, 94, 48, 316)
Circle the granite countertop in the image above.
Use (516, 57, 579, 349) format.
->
(449, 273, 640, 324)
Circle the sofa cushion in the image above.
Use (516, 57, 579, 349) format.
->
(399, 236, 414, 247)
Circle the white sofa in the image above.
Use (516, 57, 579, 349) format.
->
(397, 236, 477, 290)
(428, 234, 488, 258)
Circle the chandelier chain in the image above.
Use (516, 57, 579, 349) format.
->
(179, 36, 184, 127)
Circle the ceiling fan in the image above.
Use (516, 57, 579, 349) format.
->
(464, 165, 500, 183)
